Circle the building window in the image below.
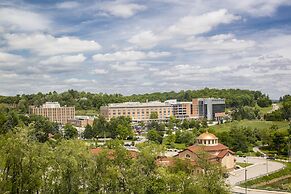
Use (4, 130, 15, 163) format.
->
(185, 154, 191, 159)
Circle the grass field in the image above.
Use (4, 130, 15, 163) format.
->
(256, 103, 283, 117)
(209, 120, 289, 132)
(256, 177, 291, 192)
(236, 162, 253, 168)
(257, 105, 273, 115)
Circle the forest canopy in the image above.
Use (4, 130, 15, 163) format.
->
(0, 88, 271, 113)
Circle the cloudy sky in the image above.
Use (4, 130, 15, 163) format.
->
(1, 0, 291, 98)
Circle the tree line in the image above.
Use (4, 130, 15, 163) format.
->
(0, 88, 272, 113)
(265, 95, 291, 121)
(214, 123, 291, 156)
(0, 109, 230, 193)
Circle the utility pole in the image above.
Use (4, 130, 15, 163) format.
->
(244, 157, 247, 194)
(266, 157, 269, 176)
(288, 141, 291, 163)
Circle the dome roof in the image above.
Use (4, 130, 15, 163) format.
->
(197, 131, 218, 140)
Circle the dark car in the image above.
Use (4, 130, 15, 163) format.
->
(266, 156, 275, 160)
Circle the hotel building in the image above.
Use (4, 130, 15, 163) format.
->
(100, 98, 225, 122)
(29, 102, 75, 125)
(100, 101, 173, 122)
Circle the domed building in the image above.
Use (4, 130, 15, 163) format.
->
(175, 131, 236, 171)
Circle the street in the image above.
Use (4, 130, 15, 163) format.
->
(227, 157, 287, 194)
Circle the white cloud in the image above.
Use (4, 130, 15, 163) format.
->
(5, 33, 101, 56)
(0, 8, 50, 32)
(221, 0, 291, 17)
(0, 52, 24, 63)
(40, 54, 86, 65)
(64, 78, 95, 84)
(100, 1, 146, 18)
(111, 61, 144, 72)
(56, 1, 80, 9)
(128, 31, 162, 49)
(160, 0, 291, 17)
(175, 34, 255, 53)
(93, 68, 108, 74)
(260, 34, 291, 58)
(129, 9, 240, 48)
(92, 50, 170, 61)
(167, 9, 240, 36)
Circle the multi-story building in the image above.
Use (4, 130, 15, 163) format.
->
(196, 98, 226, 120)
(100, 101, 173, 122)
(100, 98, 225, 122)
(29, 102, 75, 125)
(68, 116, 94, 127)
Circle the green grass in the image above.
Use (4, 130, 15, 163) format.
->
(209, 120, 289, 133)
(257, 105, 273, 115)
(76, 109, 99, 116)
(256, 103, 283, 116)
(258, 177, 291, 192)
(240, 162, 291, 192)
(237, 162, 253, 168)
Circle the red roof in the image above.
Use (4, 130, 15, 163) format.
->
(217, 149, 229, 158)
(91, 147, 103, 155)
(187, 143, 228, 153)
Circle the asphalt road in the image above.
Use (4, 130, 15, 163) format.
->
(227, 157, 287, 194)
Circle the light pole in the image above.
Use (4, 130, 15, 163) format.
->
(244, 157, 247, 194)
(266, 156, 269, 176)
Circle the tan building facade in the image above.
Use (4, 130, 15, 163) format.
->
(100, 101, 172, 122)
(100, 98, 225, 122)
(29, 102, 75, 125)
(68, 116, 94, 127)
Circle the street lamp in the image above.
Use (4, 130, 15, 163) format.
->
(266, 156, 269, 176)
(244, 157, 247, 194)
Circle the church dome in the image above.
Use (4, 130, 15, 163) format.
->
(196, 131, 218, 146)
(197, 131, 218, 140)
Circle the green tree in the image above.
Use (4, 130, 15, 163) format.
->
(147, 129, 163, 144)
(150, 112, 158, 119)
(1, 111, 19, 134)
(257, 96, 272, 108)
(175, 130, 196, 146)
(116, 124, 132, 139)
(83, 124, 95, 139)
(63, 124, 78, 139)
(29, 115, 60, 142)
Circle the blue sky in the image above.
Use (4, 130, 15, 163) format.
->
(0, 0, 291, 98)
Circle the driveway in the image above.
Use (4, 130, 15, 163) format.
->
(227, 157, 286, 194)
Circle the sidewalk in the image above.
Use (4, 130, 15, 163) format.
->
(233, 186, 291, 194)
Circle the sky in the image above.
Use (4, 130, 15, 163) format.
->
(0, 0, 291, 99)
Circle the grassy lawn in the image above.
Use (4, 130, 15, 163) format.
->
(209, 120, 289, 133)
(257, 105, 273, 116)
(256, 177, 291, 192)
(237, 162, 253, 168)
(256, 103, 283, 116)
(76, 109, 99, 116)
(240, 162, 291, 192)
